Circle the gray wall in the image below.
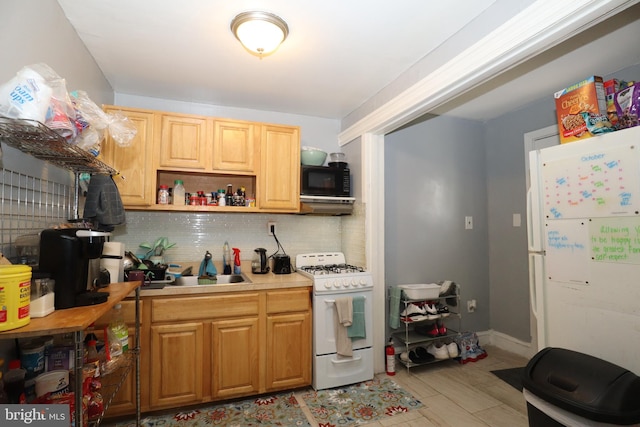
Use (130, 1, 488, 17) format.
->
(384, 115, 490, 333)
(0, 1, 113, 105)
(485, 98, 556, 342)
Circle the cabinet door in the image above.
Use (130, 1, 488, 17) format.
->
(213, 120, 257, 173)
(101, 107, 156, 206)
(158, 114, 210, 170)
(149, 322, 203, 408)
(211, 317, 260, 399)
(257, 124, 300, 211)
(265, 311, 311, 390)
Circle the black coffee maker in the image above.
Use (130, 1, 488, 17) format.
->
(39, 228, 111, 309)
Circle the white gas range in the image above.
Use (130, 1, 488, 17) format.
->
(296, 252, 374, 390)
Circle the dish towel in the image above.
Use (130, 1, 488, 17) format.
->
(83, 174, 126, 231)
(334, 297, 353, 357)
(389, 286, 402, 329)
(347, 295, 366, 339)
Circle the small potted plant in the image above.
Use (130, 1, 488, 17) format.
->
(139, 237, 175, 265)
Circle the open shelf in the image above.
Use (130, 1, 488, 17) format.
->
(0, 116, 118, 175)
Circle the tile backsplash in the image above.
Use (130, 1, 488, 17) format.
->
(112, 211, 344, 267)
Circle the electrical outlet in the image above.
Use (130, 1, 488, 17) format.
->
(267, 221, 276, 236)
(467, 299, 477, 312)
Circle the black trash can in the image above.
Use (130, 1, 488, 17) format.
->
(523, 347, 640, 426)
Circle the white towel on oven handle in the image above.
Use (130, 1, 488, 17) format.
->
(334, 296, 353, 357)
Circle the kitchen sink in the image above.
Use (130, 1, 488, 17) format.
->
(216, 274, 251, 284)
(174, 273, 251, 286)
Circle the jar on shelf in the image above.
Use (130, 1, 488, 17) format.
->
(157, 185, 169, 205)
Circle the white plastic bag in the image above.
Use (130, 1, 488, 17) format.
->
(0, 65, 53, 122)
(107, 110, 137, 147)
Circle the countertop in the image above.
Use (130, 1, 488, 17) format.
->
(129, 270, 312, 297)
(0, 281, 140, 340)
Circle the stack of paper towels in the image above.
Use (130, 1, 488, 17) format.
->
(100, 242, 125, 283)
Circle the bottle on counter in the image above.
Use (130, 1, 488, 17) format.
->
(109, 303, 129, 352)
(233, 248, 241, 274)
(157, 185, 169, 205)
(223, 241, 232, 275)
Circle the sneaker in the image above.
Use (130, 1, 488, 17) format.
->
(424, 303, 440, 319)
(400, 352, 411, 363)
(436, 304, 450, 317)
(446, 342, 459, 358)
(414, 323, 440, 337)
(427, 343, 449, 360)
(415, 346, 435, 363)
(437, 321, 447, 336)
(400, 303, 426, 317)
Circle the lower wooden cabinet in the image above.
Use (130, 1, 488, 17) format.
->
(127, 287, 311, 415)
(149, 322, 204, 408)
(211, 317, 260, 398)
(266, 311, 311, 390)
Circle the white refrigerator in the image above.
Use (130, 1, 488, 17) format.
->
(528, 125, 640, 375)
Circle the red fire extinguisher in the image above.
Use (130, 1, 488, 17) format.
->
(385, 338, 396, 376)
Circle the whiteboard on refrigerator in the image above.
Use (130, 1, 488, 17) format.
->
(541, 143, 640, 219)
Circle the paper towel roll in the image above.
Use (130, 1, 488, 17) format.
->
(101, 242, 124, 283)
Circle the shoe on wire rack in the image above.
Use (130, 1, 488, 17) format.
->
(446, 342, 459, 358)
(400, 303, 426, 317)
(427, 343, 449, 360)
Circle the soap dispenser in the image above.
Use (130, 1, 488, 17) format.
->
(222, 241, 232, 275)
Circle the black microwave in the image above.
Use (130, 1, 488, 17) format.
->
(301, 165, 351, 197)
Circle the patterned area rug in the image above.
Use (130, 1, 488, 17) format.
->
(108, 392, 310, 426)
(301, 377, 423, 426)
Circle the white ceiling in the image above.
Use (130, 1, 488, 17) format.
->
(57, 0, 640, 123)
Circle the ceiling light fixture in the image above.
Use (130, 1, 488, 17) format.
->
(230, 11, 289, 57)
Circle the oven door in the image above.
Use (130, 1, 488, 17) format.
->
(313, 289, 373, 355)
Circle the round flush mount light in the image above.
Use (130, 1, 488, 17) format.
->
(230, 11, 289, 57)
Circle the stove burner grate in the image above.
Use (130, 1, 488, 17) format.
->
(299, 263, 365, 275)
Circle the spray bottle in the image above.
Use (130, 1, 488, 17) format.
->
(223, 241, 232, 275)
(232, 248, 241, 274)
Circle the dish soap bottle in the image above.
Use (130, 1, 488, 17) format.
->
(233, 248, 241, 274)
(223, 241, 232, 274)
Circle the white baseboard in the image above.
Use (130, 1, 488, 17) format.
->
(477, 329, 537, 359)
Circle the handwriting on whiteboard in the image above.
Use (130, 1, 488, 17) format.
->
(542, 145, 638, 219)
(590, 217, 640, 264)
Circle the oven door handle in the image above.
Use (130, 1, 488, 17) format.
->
(331, 355, 362, 364)
(325, 297, 367, 304)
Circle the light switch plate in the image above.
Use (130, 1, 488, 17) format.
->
(513, 213, 521, 227)
(465, 216, 473, 230)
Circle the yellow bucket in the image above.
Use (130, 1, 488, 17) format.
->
(0, 264, 32, 331)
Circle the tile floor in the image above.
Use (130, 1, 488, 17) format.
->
(295, 345, 530, 427)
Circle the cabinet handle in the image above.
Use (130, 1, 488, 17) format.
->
(331, 355, 362, 364)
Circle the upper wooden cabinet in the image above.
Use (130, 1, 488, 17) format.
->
(158, 113, 211, 171)
(100, 106, 156, 207)
(258, 124, 300, 211)
(213, 120, 257, 173)
(101, 106, 300, 213)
